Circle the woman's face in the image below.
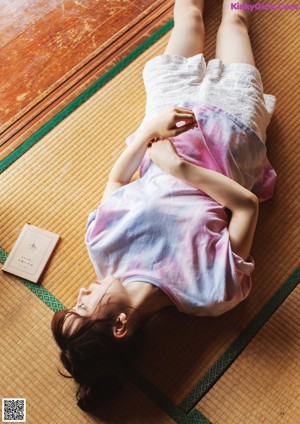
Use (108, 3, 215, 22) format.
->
(72, 276, 129, 318)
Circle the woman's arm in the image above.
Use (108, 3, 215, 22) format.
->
(149, 139, 259, 260)
(101, 107, 197, 203)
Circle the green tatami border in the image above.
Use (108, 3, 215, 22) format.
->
(129, 367, 211, 424)
(180, 264, 300, 413)
(1, 16, 299, 424)
(1, 245, 298, 423)
(0, 19, 209, 423)
(0, 18, 174, 174)
(0, 248, 65, 312)
(0, 247, 209, 424)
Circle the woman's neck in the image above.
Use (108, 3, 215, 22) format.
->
(125, 281, 174, 320)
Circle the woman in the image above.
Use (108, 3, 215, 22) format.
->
(52, 0, 276, 412)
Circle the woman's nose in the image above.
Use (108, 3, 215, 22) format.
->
(80, 287, 92, 294)
(78, 287, 91, 301)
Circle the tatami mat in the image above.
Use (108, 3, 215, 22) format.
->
(197, 285, 300, 424)
(1, 2, 299, 423)
(0, 271, 174, 424)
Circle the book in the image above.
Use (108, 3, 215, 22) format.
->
(2, 224, 60, 283)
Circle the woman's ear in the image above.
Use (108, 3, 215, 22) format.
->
(113, 312, 128, 339)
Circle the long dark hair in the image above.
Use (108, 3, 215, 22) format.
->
(51, 305, 145, 412)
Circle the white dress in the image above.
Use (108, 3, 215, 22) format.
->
(140, 54, 276, 143)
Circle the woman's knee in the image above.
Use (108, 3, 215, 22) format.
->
(219, 11, 250, 32)
(174, 7, 205, 34)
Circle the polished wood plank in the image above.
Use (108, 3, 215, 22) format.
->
(0, 0, 64, 48)
(0, 0, 174, 157)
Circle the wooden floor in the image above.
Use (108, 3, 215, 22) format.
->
(0, 0, 174, 157)
(1, 2, 299, 423)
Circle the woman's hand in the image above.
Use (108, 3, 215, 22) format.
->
(143, 106, 198, 140)
(148, 138, 182, 173)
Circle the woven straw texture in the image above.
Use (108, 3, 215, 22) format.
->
(0, 271, 172, 424)
(1, 2, 299, 423)
(197, 284, 300, 424)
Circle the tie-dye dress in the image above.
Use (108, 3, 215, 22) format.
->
(85, 102, 276, 316)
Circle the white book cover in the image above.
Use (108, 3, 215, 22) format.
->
(2, 224, 60, 283)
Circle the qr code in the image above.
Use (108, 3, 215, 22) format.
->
(2, 399, 26, 422)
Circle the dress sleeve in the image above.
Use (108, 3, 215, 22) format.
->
(232, 252, 255, 275)
(125, 130, 137, 146)
(86, 210, 97, 229)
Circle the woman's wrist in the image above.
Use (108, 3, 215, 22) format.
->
(139, 123, 158, 144)
(163, 155, 185, 176)
(171, 158, 188, 178)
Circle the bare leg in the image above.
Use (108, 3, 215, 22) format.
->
(216, 0, 255, 66)
(164, 0, 205, 57)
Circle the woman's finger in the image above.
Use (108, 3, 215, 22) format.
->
(174, 112, 197, 124)
(174, 112, 196, 119)
(174, 107, 195, 113)
(173, 122, 196, 136)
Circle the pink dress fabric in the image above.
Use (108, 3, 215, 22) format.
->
(85, 102, 276, 316)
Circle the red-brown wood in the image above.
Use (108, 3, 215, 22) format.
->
(0, 0, 174, 158)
